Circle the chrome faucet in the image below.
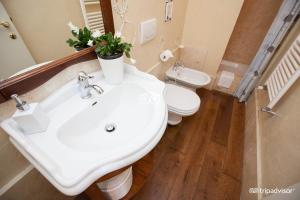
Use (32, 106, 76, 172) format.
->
(78, 71, 104, 99)
(173, 60, 184, 72)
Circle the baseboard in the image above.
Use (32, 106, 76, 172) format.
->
(0, 164, 33, 196)
(255, 89, 264, 200)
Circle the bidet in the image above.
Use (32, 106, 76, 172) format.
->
(166, 64, 211, 89)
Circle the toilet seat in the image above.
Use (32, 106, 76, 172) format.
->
(164, 84, 200, 116)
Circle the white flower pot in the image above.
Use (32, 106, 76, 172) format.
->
(97, 54, 124, 84)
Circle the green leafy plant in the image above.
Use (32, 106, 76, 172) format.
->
(95, 32, 132, 59)
(66, 22, 94, 49)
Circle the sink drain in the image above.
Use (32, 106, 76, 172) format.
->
(105, 123, 116, 132)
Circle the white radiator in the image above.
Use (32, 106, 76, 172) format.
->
(264, 33, 300, 109)
(79, 0, 105, 33)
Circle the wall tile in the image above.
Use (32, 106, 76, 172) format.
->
(0, 142, 29, 188)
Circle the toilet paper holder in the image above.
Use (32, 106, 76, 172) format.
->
(160, 50, 174, 62)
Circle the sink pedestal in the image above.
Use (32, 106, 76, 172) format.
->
(84, 151, 154, 200)
(97, 167, 133, 200)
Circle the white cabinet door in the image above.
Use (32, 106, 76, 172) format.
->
(0, 2, 35, 80)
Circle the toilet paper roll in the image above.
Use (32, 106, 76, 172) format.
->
(160, 50, 174, 62)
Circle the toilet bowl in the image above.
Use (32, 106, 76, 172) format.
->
(164, 65, 210, 125)
(164, 83, 200, 125)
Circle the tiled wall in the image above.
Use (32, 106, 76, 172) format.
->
(223, 0, 283, 65)
(2, 169, 75, 200)
(181, 0, 244, 78)
(241, 91, 259, 200)
(212, 0, 283, 95)
(241, 19, 300, 200)
(112, 0, 189, 72)
(213, 60, 248, 95)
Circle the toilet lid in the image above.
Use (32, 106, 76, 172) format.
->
(164, 84, 200, 114)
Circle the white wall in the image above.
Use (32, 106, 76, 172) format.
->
(181, 0, 244, 78)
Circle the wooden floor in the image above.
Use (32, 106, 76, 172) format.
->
(133, 89, 245, 200)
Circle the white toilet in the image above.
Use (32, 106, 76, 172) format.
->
(164, 65, 211, 125)
(165, 83, 200, 125)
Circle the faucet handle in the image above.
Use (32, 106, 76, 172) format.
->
(90, 85, 104, 94)
(11, 94, 30, 111)
(177, 60, 184, 66)
(78, 71, 93, 81)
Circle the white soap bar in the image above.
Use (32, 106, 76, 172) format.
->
(12, 103, 50, 134)
(217, 71, 235, 89)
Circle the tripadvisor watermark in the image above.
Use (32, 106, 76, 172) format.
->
(249, 187, 295, 195)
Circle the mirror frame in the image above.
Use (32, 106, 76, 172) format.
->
(0, 0, 114, 103)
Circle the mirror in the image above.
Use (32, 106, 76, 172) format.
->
(0, 0, 112, 81)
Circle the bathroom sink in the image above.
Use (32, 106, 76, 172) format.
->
(57, 84, 155, 152)
(1, 64, 167, 195)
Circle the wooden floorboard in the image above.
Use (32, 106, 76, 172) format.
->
(223, 99, 245, 181)
(168, 91, 220, 200)
(133, 89, 245, 200)
(211, 93, 234, 147)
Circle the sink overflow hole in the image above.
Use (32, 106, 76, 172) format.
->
(105, 123, 116, 133)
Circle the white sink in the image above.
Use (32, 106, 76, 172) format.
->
(1, 64, 167, 195)
(57, 84, 155, 152)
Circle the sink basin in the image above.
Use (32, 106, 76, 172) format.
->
(57, 84, 155, 152)
(1, 64, 167, 195)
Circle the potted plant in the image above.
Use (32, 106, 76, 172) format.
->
(66, 22, 102, 51)
(95, 32, 132, 84)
